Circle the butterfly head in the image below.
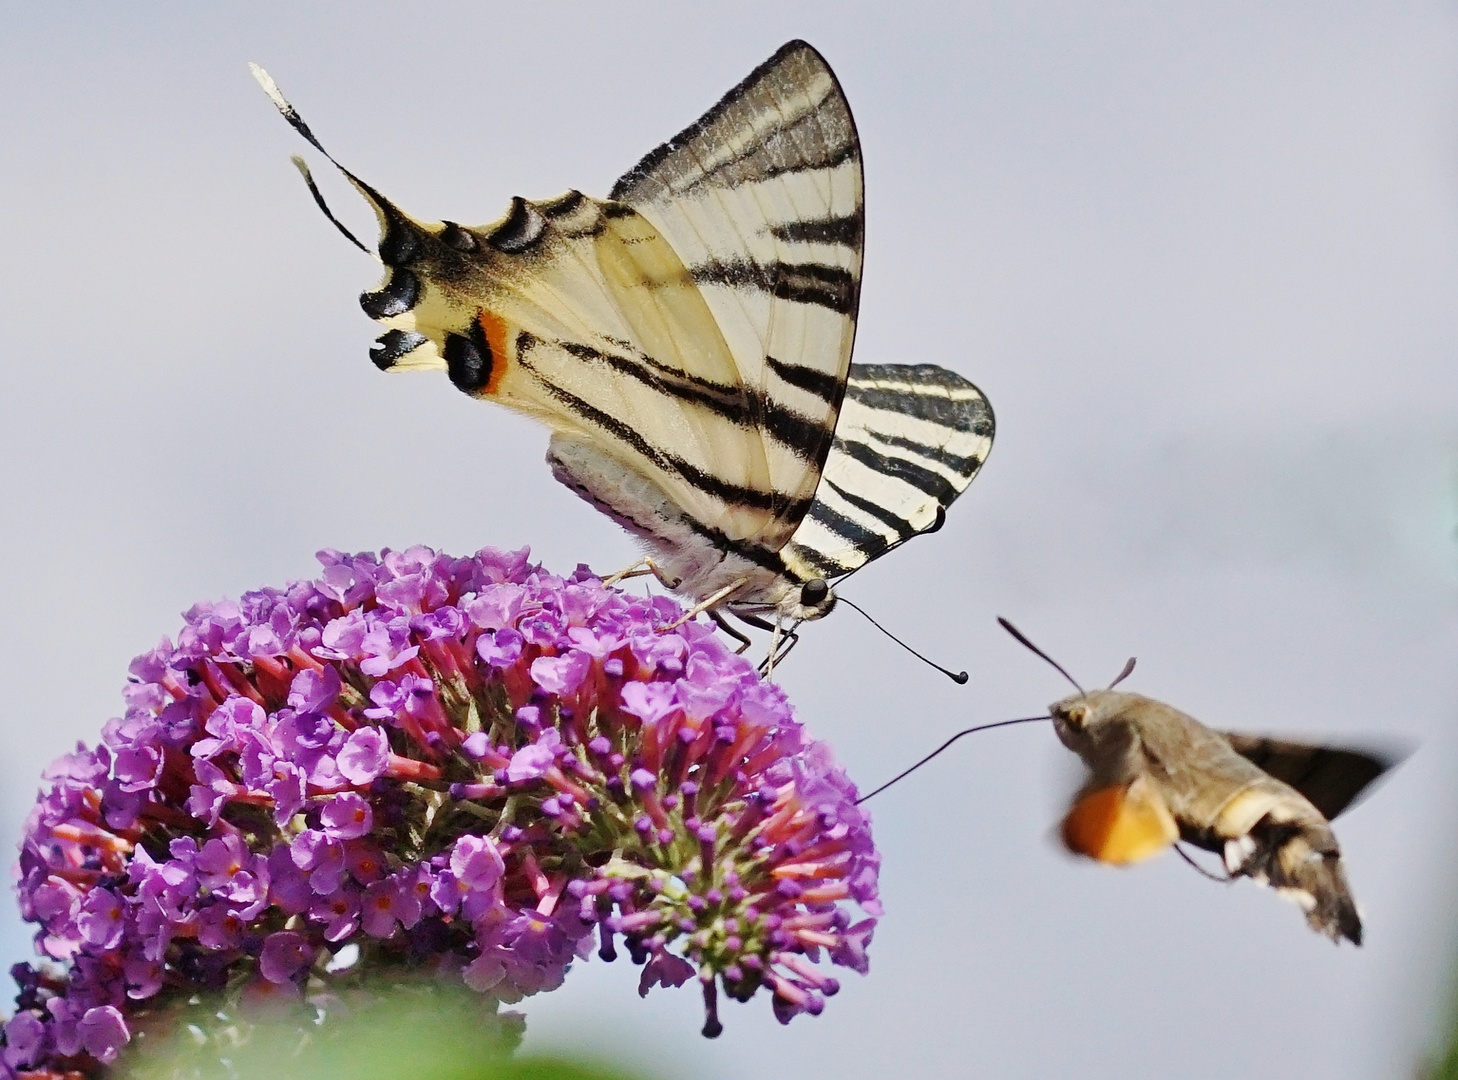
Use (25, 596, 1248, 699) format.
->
(783, 577, 837, 621)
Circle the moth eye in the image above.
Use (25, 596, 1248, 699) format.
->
(1065, 704, 1089, 727)
(800, 579, 829, 607)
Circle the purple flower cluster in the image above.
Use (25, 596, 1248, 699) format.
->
(3, 546, 879, 1076)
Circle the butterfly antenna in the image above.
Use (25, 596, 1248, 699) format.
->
(249, 63, 371, 254)
(1107, 656, 1137, 689)
(997, 617, 1084, 694)
(855, 715, 1051, 803)
(838, 596, 968, 684)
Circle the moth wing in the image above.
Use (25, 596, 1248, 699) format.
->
(611, 40, 864, 543)
(1219, 733, 1404, 821)
(1062, 777, 1179, 865)
(778, 363, 994, 580)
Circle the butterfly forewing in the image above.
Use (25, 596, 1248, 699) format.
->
(782, 363, 994, 579)
(611, 40, 864, 544)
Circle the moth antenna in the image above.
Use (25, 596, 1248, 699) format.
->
(856, 715, 1051, 803)
(290, 156, 369, 254)
(997, 617, 1084, 694)
(1107, 656, 1137, 689)
(829, 507, 947, 591)
(838, 596, 968, 684)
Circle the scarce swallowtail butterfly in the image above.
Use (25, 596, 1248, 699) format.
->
(253, 41, 994, 648)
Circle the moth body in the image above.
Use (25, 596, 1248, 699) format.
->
(1051, 689, 1381, 945)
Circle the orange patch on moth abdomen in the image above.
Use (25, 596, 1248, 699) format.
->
(1062, 778, 1179, 865)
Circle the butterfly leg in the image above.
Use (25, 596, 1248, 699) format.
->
(759, 619, 801, 678)
(656, 578, 749, 633)
(603, 557, 681, 590)
(709, 611, 753, 654)
(602, 559, 649, 586)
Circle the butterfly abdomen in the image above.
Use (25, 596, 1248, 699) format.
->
(548, 433, 800, 610)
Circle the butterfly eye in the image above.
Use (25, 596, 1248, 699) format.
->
(800, 579, 830, 607)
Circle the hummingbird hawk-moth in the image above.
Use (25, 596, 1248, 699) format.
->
(1004, 619, 1397, 946)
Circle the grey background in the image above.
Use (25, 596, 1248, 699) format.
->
(2, 4, 1456, 1078)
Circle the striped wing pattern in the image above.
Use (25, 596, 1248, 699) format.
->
(334, 40, 861, 560)
(610, 40, 864, 541)
(782, 364, 995, 580)
(258, 42, 992, 624)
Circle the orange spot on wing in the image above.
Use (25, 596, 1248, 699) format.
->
(1062, 779, 1178, 865)
(476, 309, 512, 396)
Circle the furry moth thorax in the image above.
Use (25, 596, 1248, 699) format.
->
(1050, 687, 1394, 945)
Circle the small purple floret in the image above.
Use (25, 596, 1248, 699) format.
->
(3, 546, 879, 1075)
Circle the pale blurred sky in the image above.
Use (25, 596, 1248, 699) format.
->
(2, 4, 1457, 1078)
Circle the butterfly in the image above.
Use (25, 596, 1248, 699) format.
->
(252, 41, 993, 649)
(1001, 619, 1397, 944)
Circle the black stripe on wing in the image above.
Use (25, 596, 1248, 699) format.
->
(852, 427, 989, 478)
(847, 365, 996, 433)
(766, 355, 844, 404)
(834, 439, 963, 503)
(610, 40, 856, 202)
(551, 340, 829, 463)
(771, 213, 864, 248)
(785, 362, 995, 576)
(820, 476, 919, 541)
(516, 334, 812, 519)
(691, 258, 858, 315)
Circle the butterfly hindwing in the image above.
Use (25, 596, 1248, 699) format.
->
(782, 363, 994, 580)
(341, 41, 862, 556)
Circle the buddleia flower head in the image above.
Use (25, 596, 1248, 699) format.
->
(2, 546, 879, 1076)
